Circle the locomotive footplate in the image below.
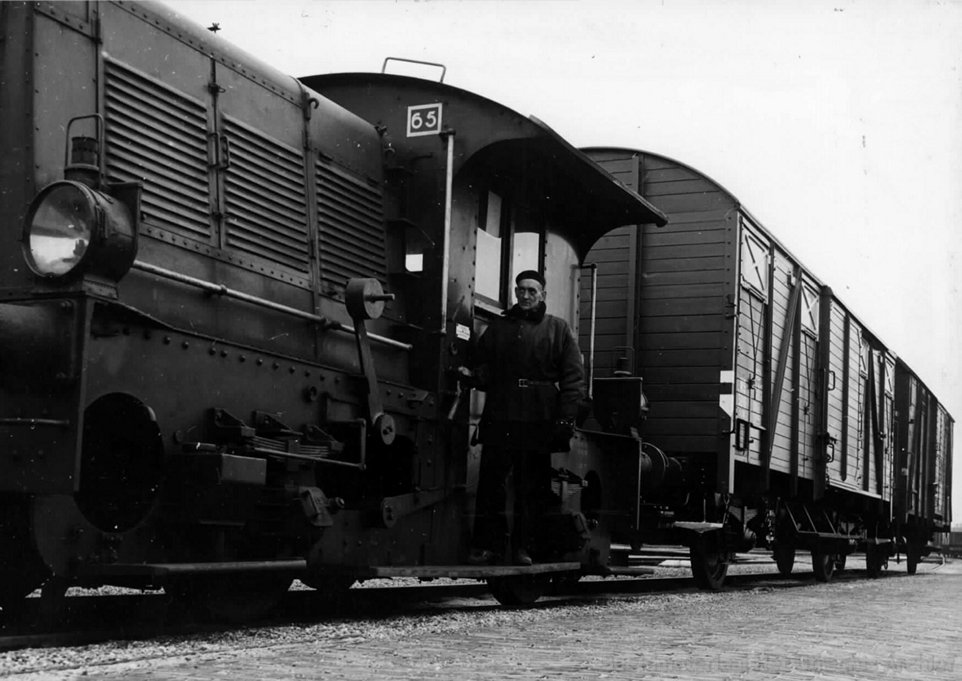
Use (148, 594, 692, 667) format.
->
(350, 562, 582, 580)
(77, 560, 586, 584)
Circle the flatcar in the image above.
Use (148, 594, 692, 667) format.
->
(0, 1, 671, 618)
(580, 147, 954, 586)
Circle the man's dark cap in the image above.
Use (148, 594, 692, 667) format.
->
(515, 270, 546, 287)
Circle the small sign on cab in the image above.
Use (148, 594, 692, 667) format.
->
(407, 103, 442, 137)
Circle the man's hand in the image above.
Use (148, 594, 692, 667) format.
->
(455, 366, 478, 389)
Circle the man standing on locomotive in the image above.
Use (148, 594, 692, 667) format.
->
(462, 270, 585, 566)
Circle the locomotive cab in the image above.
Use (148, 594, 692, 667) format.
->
(306, 71, 671, 597)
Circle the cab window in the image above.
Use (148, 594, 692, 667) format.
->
(475, 191, 504, 301)
(475, 191, 543, 308)
(511, 229, 540, 284)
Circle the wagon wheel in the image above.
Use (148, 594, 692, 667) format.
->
(906, 543, 922, 575)
(772, 543, 795, 576)
(811, 550, 836, 582)
(487, 574, 549, 607)
(865, 545, 885, 578)
(834, 554, 847, 574)
(689, 543, 729, 590)
(166, 574, 292, 623)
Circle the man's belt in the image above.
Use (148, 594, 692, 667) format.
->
(516, 379, 557, 388)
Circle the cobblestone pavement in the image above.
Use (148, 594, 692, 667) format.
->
(4, 559, 961, 680)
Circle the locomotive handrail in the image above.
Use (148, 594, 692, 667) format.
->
(439, 130, 455, 333)
(131, 260, 412, 351)
(581, 262, 598, 398)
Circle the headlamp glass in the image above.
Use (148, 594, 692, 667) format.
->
(26, 182, 95, 277)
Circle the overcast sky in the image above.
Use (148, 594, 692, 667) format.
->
(169, 0, 962, 520)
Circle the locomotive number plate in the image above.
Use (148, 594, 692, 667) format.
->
(407, 103, 443, 137)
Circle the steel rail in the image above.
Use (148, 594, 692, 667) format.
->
(0, 568, 856, 653)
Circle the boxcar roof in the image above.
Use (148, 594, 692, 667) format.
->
(583, 146, 954, 415)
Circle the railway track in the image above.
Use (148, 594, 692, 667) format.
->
(1, 549, 942, 653)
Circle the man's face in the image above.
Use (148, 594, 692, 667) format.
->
(515, 278, 546, 310)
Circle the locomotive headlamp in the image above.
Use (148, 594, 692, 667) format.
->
(23, 180, 138, 281)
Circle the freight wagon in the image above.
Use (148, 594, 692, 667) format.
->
(580, 147, 953, 585)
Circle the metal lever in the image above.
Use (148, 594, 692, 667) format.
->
(345, 278, 396, 445)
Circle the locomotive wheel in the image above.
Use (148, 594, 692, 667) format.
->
(811, 550, 836, 582)
(166, 574, 292, 623)
(299, 574, 355, 602)
(548, 571, 582, 593)
(0, 498, 49, 615)
(689, 544, 728, 590)
(773, 543, 795, 576)
(487, 574, 548, 606)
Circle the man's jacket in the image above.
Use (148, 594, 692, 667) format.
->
(473, 302, 585, 429)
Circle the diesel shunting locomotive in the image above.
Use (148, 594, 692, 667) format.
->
(0, 0, 672, 617)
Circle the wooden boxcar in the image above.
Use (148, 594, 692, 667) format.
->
(581, 147, 953, 584)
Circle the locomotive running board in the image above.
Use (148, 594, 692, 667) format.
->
(354, 562, 582, 579)
(79, 559, 308, 579)
(79, 560, 583, 582)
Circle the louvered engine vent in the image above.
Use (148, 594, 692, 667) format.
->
(104, 59, 211, 241)
(223, 116, 310, 273)
(316, 159, 387, 296)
